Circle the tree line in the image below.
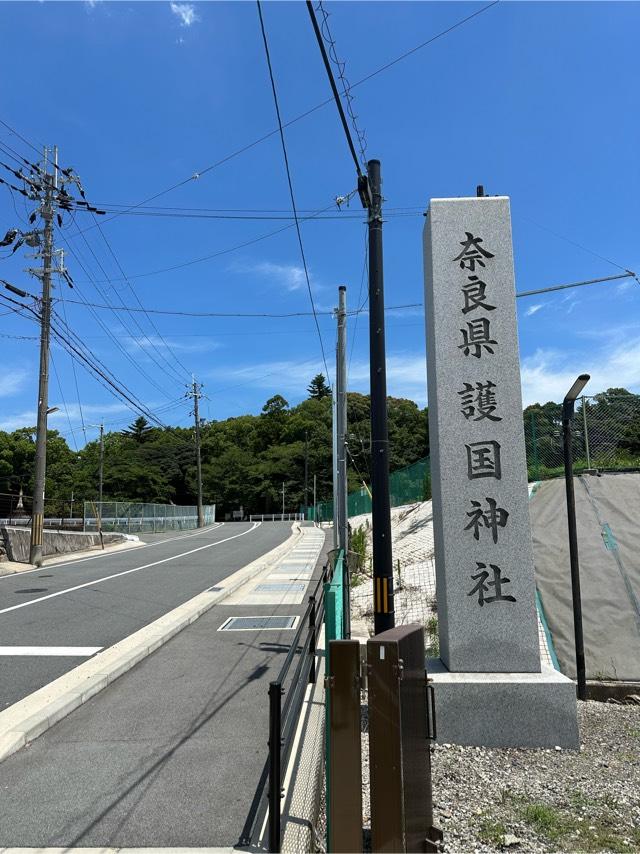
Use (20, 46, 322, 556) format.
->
(1, 380, 637, 519)
(0, 375, 428, 518)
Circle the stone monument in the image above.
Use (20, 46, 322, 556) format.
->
(423, 195, 579, 748)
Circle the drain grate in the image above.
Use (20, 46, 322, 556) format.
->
(219, 615, 298, 632)
(254, 582, 306, 593)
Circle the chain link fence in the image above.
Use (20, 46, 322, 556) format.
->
(84, 501, 216, 534)
(524, 391, 640, 481)
(308, 457, 431, 522)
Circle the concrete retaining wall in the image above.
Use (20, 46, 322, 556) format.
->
(1, 526, 127, 563)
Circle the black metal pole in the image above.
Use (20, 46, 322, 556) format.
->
(268, 681, 282, 852)
(563, 402, 587, 700)
(308, 594, 316, 684)
(304, 429, 309, 517)
(367, 159, 394, 634)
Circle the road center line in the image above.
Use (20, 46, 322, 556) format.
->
(0, 646, 102, 656)
(0, 522, 225, 580)
(0, 522, 261, 616)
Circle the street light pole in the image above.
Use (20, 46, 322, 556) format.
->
(563, 374, 590, 700)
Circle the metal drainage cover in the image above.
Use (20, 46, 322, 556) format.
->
(219, 616, 298, 632)
(254, 582, 306, 593)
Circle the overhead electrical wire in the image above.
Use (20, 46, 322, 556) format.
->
(0, 289, 166, 427)
(315, 0, 368, 167)
(89, 212, 192, 381)
(63, 221, 187, 386)
(63, 2, 499, 238)
(58, 286, 87, 443)
(256, 0, 331, 383)
(306, 0, 363, 177)
(60, 298, 423, 317)
(70, 200, 344, 285)
(50, 351, 79, 452)
(57, 230, 182, 398)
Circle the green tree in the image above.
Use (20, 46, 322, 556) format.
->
(122, 416, 153, 444)
(307, 374, 331, 400)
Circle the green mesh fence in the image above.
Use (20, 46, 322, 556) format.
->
(324, 549, 345, 849)
(307, 457, 431, 522)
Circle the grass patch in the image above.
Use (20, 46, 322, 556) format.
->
(478, 818, 508, 847)
(520, 803, 573, 841)
(425, 614, 439, 658)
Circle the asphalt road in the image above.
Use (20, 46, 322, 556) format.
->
(0, 527, 329, 849)
(0, 521, 292, 709)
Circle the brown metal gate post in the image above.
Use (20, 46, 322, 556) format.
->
(367, 625, 442, 853)
(328, 639, 362, 853)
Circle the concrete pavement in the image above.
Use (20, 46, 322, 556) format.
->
(0, 522, 291, 708)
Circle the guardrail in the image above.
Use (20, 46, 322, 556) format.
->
(249, 513, 305, 522)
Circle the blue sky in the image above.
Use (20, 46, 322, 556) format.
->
(0, 0, 638, 447)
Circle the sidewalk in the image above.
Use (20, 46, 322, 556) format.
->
(0, 527, 326, 850)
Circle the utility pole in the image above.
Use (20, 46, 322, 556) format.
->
(304, 430, 309, 516)
(98, 423, 104, 506)
(367, 159, 394, 634)
(29, 147, 57, 566)
(335, 285, 350, 637)
(313, 473, 317, 525)
(282, 481, 285, 518)
(186, 377, 204, 528)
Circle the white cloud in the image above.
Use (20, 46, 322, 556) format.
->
(0, 401, 131, 433)
(524, 303, 544, 317)
(170, 2, 199, 27)
(124, 334, 220, 356)
(241, 261, 307, 292)
(520, 337, 640, 406)
(0, 369, 28, 399)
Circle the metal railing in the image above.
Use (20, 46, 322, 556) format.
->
(249, 513, 305, 522)
(266, 559, 331, 852)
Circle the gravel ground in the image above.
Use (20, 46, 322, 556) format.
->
(318, 698, 640, 853)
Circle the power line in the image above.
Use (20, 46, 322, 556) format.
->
(317, 1, 368, 167)
(60, 297, 423, 317)
(89, 212, 192, 381)
(66, 2, 499, 237)
(257, 0, 331, 382)
(68, 200, 342, 285)
(58, 286, 87, 443)
(50, 351, 79, 452)
(306, 0, 363, 177)
(66, 221, 187, 385)
(0, 288, 166, 427)
(57, 230, 181, 397)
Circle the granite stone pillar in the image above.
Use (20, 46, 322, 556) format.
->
(423, 196, 579, 748)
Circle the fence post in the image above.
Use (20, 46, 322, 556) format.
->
(268, 681, 282, 853)
(530, 410, 540, 480)
(308, 594, 316, 684)
(581, 396, 591, 469)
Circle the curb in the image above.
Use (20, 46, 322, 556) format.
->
(0, 523, 302, 765)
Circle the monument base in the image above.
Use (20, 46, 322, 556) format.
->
(427, 658, 579, 749)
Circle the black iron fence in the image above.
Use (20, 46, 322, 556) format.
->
(240, 554, 334, 852)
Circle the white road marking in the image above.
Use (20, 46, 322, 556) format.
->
(0, 646, 102, 657)
(0, 522, 261, 616)
(0, 523, 225, 580)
